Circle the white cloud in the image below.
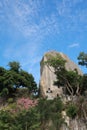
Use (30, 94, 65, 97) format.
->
(1, 0, 85, 62)
(1, 0, 87, 36)
(1, 0, 87, 38)
(0, 0, 87, 82)
(56, 0, 87, 32)
(0, 0, 60, 38)
(1, 0, 60, 73)
(68, 43, 79, 48)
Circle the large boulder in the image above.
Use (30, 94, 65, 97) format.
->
(39, 51, 82, 99)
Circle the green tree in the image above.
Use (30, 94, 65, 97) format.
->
(20, 70, 37, 93)
(37, 98, 52, 130)
(0, 61, 37, 97)
(0, 67, 6, 93)
(78, 52, 87, 93)
(66, 103, 78, 119)
(81, 74, 87, 93)
(8, 61, 21, 73)
(45, 54, 82, 97)
(78, 52, 87, 67)
(52, 112, 64, 130)
(38, 97, 64, 130)
(0, 110, 16, 130)
(0, 107, 40, 130)
(77, 52, 87, 120)
(16, 107, 40, 130)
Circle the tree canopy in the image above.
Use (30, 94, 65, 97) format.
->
(45, 54, 83, 97)
(78, 52, 87, 94)
(8, 61, 21, 72)
(0, 61, 37, 97)
(78, 52, 87, 67)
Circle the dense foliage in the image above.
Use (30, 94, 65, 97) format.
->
(0, 53, 87, 130)
(38, 97, 64, 130)
(66, 103, 78, 119)
(78, 52, 87, 67)
(0, 97, 64, 130)
(0, 61, 37, 97)
(78, 52, 87, 94)
(0, 108, 40, 130)
(45, 52, 87, 122)
(45, 54, 83, 97)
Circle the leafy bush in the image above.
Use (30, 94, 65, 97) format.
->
(8, 98, 14, 103)
(0, 61, 37, 98)
(0, 110, 14, 129)
(38, 97, 64, 130)
(1, 88, 9, 97)
(0, 107, 40, 130)
(66, 103, 78, 119)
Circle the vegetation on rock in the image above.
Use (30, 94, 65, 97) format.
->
(0, 52, 87, 130)
(45, 54, 83, 97)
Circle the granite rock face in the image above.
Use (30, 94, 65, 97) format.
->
(62, 119, 87, 130)
(61, 111, 87, 130)
(39, 51, 82, 99)
(39, 51, 87, 130)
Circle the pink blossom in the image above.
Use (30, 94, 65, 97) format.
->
(17, 97, 38, 110)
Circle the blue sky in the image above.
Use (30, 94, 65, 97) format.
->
(0, 0, 87, 84)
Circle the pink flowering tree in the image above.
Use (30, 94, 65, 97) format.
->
(17, 97, 38, 110)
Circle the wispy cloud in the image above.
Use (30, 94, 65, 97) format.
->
(0, 0, 59, 38)
(0, 0, 60, 72)
(1, 0, 87, 38)
(68, 43, 79, 48)
(0, 0, 87, 82)
(56, 0, 87, 32)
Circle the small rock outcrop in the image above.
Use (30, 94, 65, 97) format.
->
(39, 51, 82, 99)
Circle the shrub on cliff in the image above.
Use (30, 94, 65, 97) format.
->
(66, 103, 78, 119)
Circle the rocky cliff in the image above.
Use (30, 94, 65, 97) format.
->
(39, 51, 87, 130)
(39, 51, 82, 99)
(62, 119, 87, 130)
